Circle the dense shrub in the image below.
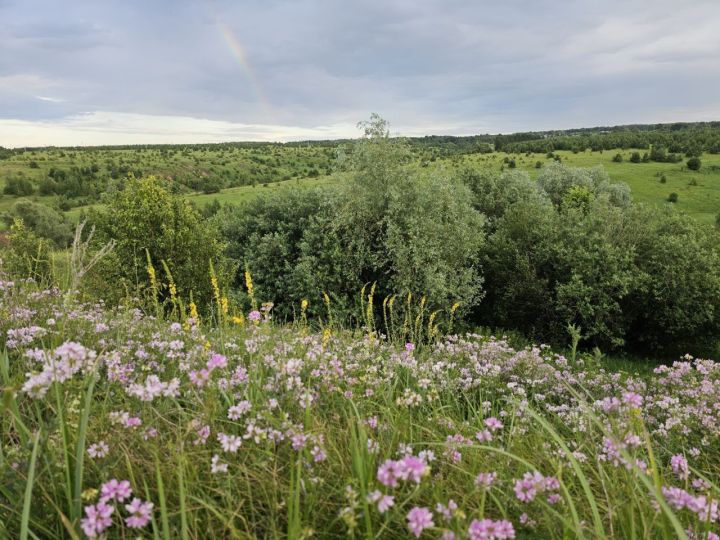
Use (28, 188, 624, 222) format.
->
(2, 200, 73, 248)
(217, 116, 485, 321)
(687, 156, 702, 170)
(91, 175, 226, 307)
(536, 163, 631, 208)
(3, 177, 34, 196)
(2, 219, 54, 283)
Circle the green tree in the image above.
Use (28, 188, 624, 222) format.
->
(686, 157, 701, 171)
(93, 175, 226, 307)
(2, 200, 73, 248)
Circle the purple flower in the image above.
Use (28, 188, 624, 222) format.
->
(100, 479, 132, 503)
(80, 501, 114, 538)
(484, 417, 503, 431)
(468, 518, 515, 539)
(407, 506, 434, 538)
(670, 454, 689, 480)
(124, 498, 153, 528)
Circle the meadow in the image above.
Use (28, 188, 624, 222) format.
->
(1, 268, 719, 539)
(2, 137, 720, 228)
(2, 120, 720, 539)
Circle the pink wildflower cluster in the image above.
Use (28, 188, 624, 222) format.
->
(662, 486, 718, 523)
(407, 506, 434, 537)
(513, 471, 561, 504)
(377, 454, 430, 487)
(468, 518, 516, 539)
(81, 479, 153, 538)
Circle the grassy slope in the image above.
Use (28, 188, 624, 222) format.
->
(1, 147, 719, 226)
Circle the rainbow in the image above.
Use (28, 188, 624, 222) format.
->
(216, 21, 272, 112)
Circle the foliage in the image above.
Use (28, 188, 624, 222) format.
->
(218, 116, 485, 321)
(2, 200, 74, 248)
(2, 218, 53, 283)
(91, 175, 226, 308)
(687, 156, 702, 171)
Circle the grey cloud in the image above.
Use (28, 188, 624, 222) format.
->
(0, 0, 719, 144)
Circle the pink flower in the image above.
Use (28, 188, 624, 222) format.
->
(217, 432, 242, 453)
(189, 368, 210, 387)
(399, 455, 428, 483)
(100, 479, 132, 503)
(368, 490, 395, 513)
(468, 518, 515, 539)
(475, 472, 497, 489)
(670, 454, 689, 480)
(476, 430, 493, 443)
(484, 417, 503, 431)
(377, 459, 402, 487)
(622, 391, 643, 408)
(407, 506, 434, 538)
(207, 353, 228, 370)
(87, 441, 109, 459)
(80, 501, 114, 538)
(124, 498, 153, 528)
(248, 310, 262, 322)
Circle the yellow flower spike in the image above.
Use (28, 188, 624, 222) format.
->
(221, 296, 229, 315)
(189, 301, 199, 321)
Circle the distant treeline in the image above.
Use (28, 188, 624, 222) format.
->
(4, 120, 719, 156)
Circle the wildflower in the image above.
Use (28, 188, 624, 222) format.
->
(407, 506, 434, 538)
(100, 479, 132, 503)
(207, 353, 228, 370)
(228, 400, 252, 420)
(622, 391, 644, 409)
(368, 490, 395, 513)
(87, 441, 109, 459)
(80, 501, 114, 538)
(468, 518, 516, 540)
(475, 472, 497, 489)
(248, 310, 262, 322)
(218, 432, 242, 453)
(670, 454, 689, 480)
(484, 417, 503, 431)
(124, 498, 153, 528)
(211, 454, 228, 474)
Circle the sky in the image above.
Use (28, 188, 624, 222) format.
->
(1, 0, 720, 147)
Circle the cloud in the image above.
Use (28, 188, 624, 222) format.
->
(0, 0, 719, 145)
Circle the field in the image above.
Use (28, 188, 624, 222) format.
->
(1, 275, 719, 539)
(2, 145, 719, 228)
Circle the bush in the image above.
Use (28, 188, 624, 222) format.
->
(2, 219, 54, 283)
(217, 115, 486, 321)
(3, 177, 34, 196)
(92, 176, 226, 308)
(537, 163, 631, 208)
(2, 200, 73, 248)
(623, 207, 720, 355)
(612, 153, 623, 162)
(667, 192, 678, 203)
(630, 152, 641, 163)
(687, 157, 702, 171)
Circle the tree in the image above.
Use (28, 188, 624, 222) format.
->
(2, 200, 73, 248)
(93, 175, 226, 307)
(612, 153, 623, 162)
(629, 152, 641, 163)
(687, 157, 702, 171)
